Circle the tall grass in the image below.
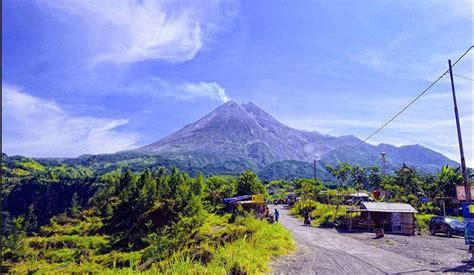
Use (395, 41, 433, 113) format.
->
(11, 215, 295, 274)
(151, 216, 295, 274)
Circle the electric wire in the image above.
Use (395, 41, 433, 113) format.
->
(357, 45, 474, 146)
(454, 73, 474, 82)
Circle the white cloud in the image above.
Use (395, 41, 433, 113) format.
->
(2, 84, 140, 157)
(350, 0, 473, 82)
(127, 77, 230, 103)
(181, 82, 229, 103)
(41, 0, 237, 64)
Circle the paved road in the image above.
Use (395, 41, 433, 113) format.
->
(270, 206, 432, 274)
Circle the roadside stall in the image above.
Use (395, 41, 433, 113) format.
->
(223, 194, 267, 217)
(346, 202, 418, 235)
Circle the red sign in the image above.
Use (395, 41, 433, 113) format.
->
(372, 190, 381, 200)
(456, 186, 474, 201)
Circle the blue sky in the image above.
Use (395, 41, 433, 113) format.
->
(2, 0, 473, 165)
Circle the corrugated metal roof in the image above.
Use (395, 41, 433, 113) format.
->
(361, 202, 418, 213)
(349, 192, 369, 197)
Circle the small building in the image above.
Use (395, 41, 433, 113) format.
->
(346, 202, 418, 235)
(223, 194, 267, 214)
(398, 162, 414, 174)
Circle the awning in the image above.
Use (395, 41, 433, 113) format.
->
(360, 202, 418, 213)
(223, 195, 252, 204)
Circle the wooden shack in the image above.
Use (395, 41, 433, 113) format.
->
(346, 202, 418, 235)
(223, 194, 266, 214)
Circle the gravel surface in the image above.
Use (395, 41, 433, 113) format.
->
(270, 206, 474, 274)
(339, 230, 473, 273)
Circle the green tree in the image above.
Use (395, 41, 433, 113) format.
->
(168, 167, 183, 199)
(295, 178, 323, 200)
(204, 176, 236, 212)
(138, 168, 157, 210)
(6, 216, 26, 260)
(326, 162, 352, 185)
(349, 165, 367, 191)
(436, 165, 462, 197)
(24, 204, 38, 235)
(191, 173, 205, 196)
(236, 170, 265, 196)
(119, 169, 138, 203)
(69, 192, 81, 217)
(157, 167, 171, 199)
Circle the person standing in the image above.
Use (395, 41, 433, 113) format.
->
(274, 209, 280, 222)
(303, 210, 311, 226)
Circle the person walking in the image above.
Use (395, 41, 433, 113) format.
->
(274, 209, 280, 222)
(303, 210, 311, 226)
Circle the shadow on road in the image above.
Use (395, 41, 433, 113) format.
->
(440, 262, 474, 273)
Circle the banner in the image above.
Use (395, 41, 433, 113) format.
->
(462, 202, 474, 245)
(252, 194, 264, 204)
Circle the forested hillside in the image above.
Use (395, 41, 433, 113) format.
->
(2, 149, 472, 272)
(2, 166, 295, 273)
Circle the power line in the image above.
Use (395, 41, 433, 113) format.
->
(454, 73, 474, 82)
(357, 45, 474, 146)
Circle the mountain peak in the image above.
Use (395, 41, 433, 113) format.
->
(243, 101, 257, 107)
(137, 102, 457, 171)
(213, 101, 275, 121)
(219, 100, 259, 109)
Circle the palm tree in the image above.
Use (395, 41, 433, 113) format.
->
(436, 165, 463, 198)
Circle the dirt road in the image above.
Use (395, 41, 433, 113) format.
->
(270, 206, 472, 274)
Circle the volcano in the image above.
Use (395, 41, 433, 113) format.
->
(137, 101, 457, 173)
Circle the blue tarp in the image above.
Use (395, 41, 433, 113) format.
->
(223, 195, 252, 204)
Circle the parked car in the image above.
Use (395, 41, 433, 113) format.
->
(428, 216, 464, 237)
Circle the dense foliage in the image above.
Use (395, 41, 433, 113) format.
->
(325, 162, 466, 212)
(2, 152, 471, 272)
(278, 162, 470, 228)
(1, 164, 295, 273)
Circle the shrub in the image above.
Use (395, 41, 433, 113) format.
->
(28, 235, 109, 251)
(289, 199, 319, 216)
(43, 248, 78, 263)
(290, 199, 348, 227)
(415, 214, 434, 234)
(91, 250, 142, 268)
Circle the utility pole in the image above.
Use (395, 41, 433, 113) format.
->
(313, 159, 317, 180)
(448, 59, 470, 202)
(381, 152, 386, 176)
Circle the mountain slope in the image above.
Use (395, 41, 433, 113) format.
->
(137, 101, 458, 172)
